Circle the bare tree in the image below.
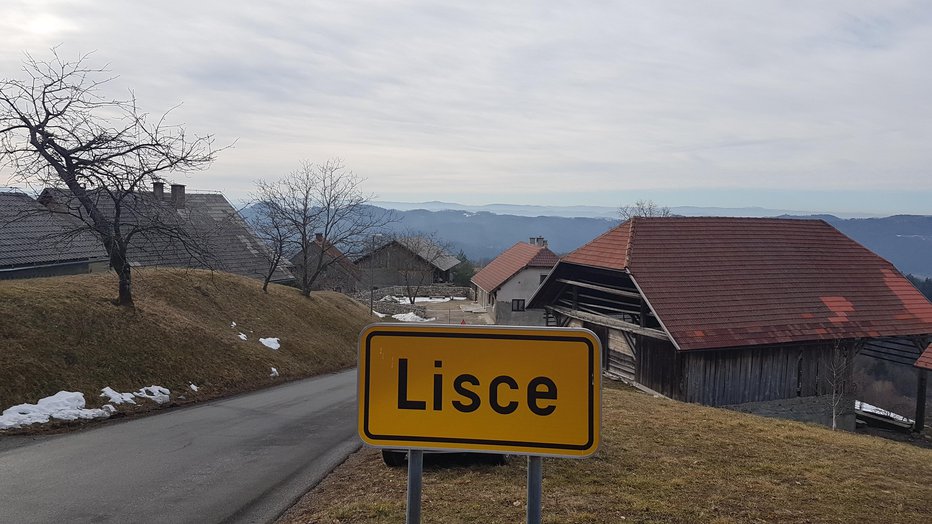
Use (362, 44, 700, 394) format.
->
(390, 231, 457, 305)
(618, 199, 672, 221)
(254, 159, 393, 297)
(246, 199, 290, 293)
(0, 50, 217, 306)
(823, 339, 861, 431)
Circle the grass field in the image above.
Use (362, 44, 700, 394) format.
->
(0, 268, 374, 425)
(281, 383, 932, 523)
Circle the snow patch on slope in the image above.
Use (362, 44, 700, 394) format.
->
(0, 392, 111, 430)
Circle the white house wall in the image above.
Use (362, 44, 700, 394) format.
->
(492, 268, 551, 325)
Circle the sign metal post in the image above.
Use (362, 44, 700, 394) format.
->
(527, 455, 542, 524)
(406, 450, 423, 524)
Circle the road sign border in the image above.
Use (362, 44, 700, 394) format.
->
(359, 325, 599, 454)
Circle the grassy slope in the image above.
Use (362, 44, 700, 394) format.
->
(0, 268, 373, 413)
(282, 383, 932, 524)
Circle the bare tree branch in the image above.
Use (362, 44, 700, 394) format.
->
(618, 199, 672, 221)
(0, 50, 221, 306)
(252, 159, 396, 297)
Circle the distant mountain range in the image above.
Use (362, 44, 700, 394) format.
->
(373, 200, 883, 219)
(242, 203, 932, 277)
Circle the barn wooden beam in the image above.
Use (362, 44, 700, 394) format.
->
(555, 278, 642, 300)
(547, 305, 670, 341)
(916, 368, 927, 433)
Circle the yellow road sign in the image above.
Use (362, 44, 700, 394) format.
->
(357, 324, 601, 457)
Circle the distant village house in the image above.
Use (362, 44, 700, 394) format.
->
(289, 233, 361, 293)
(355, 236, 461, 288)
(471, 237, 558, 325)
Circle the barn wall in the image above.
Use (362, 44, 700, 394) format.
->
(636, 338, 682, 399)
(682, 343, 834, 406)
(606, 329, 636, 381)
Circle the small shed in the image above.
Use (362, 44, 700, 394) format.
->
(472, 237, 558, 325)
(529, 217, 932, 429)
(355, 236, 461, 288)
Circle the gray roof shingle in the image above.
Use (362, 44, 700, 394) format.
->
(33, 188, 293, 282)
(0, 191, 107, 269)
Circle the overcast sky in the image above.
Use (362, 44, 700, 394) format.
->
(2, 1, 931, 215)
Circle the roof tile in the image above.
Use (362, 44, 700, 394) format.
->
(472, 242, 559, 292)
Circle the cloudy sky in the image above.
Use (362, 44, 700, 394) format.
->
(2, 1, 931, 215)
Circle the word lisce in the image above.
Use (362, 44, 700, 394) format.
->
(396, 358, 557, 416)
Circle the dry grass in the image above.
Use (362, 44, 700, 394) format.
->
(0, 268, 374, 425)
(281, 383, 932, 523)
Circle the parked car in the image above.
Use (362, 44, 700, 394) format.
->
(381, 449, 507, 467)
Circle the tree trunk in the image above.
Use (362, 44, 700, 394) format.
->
(112, 256, 134, 307)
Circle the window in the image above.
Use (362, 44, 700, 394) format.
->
(512, 299, 525, 311)
(539, 273, 548, 284)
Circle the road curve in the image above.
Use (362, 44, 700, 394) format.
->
(0, 369, 360, 524)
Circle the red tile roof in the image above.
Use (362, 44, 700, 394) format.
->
(472, 242, 559, 293)
(917, 344, 932, 371)
(564, 217, 932, 351)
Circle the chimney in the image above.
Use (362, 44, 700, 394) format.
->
(529, 237, 535, 245)
(315, 233, 324, 243)
(170, 184, 185, 209)
(152, 181, 164, 200)
(538, 237, 548, 247)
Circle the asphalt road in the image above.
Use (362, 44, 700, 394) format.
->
(0, 370, 360, 524)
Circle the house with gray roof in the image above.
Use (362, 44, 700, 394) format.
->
(2, 184, 292, 284)
(0, 190, 109, 279)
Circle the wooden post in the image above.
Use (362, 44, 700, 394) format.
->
(916, 368, 928, 433)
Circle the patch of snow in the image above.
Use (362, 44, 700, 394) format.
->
(189, 384, 199, 392)
(230, 321, 237, 328)
(381, 295, 453, 304)
(392, 312, 435, 322)
(270, 367, 279, 378)
(0, 391, 111, 430)
(101, 404, 116, 414)
(100, 387, 137, 405)
(238, 332, 248, 341)
(260, 337, 281, 350)
(134, 385, 171, 405)
(372, 311, 386, 318)
(453, 297, 467, 301)
(855, 400, 913, 424)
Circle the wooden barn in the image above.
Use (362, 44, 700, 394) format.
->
(529, 217, 932, 429)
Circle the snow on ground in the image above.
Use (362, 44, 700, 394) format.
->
(189, 384, 199, 392)
(270, 367, 279, 377)
(230, 321, 237, 328)
(372, 311, 386, 318)
(855, 400, 913, 424)
(0, 392, 111, 430)
(238, 332, 248, 341)
(392, 312, 436, 322)
(453, 297, 467, 300)
(381, 295, 457, 304)
(100, 387, 136, 405)
(134, 386, 171, 405)
(260, 337, 281, 350)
